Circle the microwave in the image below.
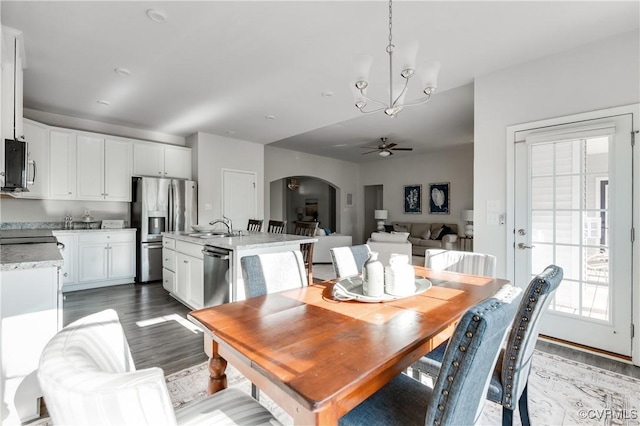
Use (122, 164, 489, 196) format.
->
(2, 139, 29, 192)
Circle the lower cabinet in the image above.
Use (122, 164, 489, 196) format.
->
(173, 240, 204, 310)
(55, 230, 136, 292)
(1, 266, 61, 423)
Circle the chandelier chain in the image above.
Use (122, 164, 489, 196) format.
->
(388, 0, 393, 49)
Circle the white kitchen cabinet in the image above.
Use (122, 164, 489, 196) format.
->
(53, 232, 77, 288)
(75, 230, 135, 290)
(49, 129, 77, 199)
(133, 142, 191, 179)
(163, 145, 192, 180)
(1, 27, 25, 188)
(162, 236, 176, 292)
(16, 119, 50, 199)
(76, 134, 104, 200)
(174, 240, 204, 309)
(77, 135, 132, 201)
(1, 266, 60, 424)
(104, 138, 133, 201)
(1, 27, 25, 142)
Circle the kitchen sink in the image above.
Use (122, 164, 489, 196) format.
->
(188, 232, 233, 238)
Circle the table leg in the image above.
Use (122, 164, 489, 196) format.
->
(207, 341, 228, 395)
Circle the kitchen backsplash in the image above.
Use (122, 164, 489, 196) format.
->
(0, 221, 129, 230)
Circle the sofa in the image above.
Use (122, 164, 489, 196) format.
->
(366, 232, 413, 266)
(390, 222, 459, 256)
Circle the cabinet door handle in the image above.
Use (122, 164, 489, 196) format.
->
(63, 272, 68, 277)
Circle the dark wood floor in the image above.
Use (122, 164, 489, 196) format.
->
(64, 281, 640, 379)
(63, 281, 208, 376)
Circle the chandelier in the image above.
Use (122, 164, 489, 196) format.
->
(353, 0, 440, 117)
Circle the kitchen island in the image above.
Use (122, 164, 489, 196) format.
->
(162, 231, 317, 309)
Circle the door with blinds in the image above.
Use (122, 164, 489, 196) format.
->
(512, 109, 635, 356)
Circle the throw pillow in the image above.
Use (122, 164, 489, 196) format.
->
(393, 224, 409, 233)
(384, 225, 394, 233)
(431, 227, 444, 240)
(370, 232, 409, 243)
(435, 225, 453, 241)
(315, 228, 326, 236)
(420, 229, 431, 240)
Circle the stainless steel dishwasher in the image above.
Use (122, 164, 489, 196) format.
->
(202, 246, 231, 307)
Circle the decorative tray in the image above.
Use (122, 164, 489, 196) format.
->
(332, 276, 432, 303)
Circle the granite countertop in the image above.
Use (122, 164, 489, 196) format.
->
(163, 231, 318, 251)
(1, 243, 64, 271)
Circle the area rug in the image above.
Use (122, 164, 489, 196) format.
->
(166, 350, 640, 426)
(27, 350, 640, 426)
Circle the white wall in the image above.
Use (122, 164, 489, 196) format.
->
(187, 132, 264, 225)
(474, 30, 640, 278)
(264, 146, 360, 241)
(360, 144, 474, 234)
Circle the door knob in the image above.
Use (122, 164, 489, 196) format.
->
(517, 243, 535, 250)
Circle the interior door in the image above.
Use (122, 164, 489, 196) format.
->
(222, 169, 257, 232)
(513, 113, 634, 356)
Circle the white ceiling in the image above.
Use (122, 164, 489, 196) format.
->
(2, 1, 638, 163)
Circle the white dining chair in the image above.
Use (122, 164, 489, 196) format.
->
(38, 309, 280, 426)
(424, 248, 497, 277)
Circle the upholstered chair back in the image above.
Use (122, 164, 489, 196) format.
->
(330, 244, 371, 278)
(241, 250, 308, 298)
(425, 249, 497, 277)
(38, 309, 178, 425)
(488, 264, 563, 411)
(38, 309, 280, 426)
(425, 285, 522, 425)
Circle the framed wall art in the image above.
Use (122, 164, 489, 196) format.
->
(403, 184, 422, 214)
(429, 182, 450, 214)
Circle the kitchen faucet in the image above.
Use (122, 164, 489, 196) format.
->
(209, 216, 233, 234)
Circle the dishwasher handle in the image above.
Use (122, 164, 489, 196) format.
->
(202, 247, 230, 260)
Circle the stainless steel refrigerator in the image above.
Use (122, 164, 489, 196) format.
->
(131, 176, 197, 282)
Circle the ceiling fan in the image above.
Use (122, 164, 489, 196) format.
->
(360, 138, 413, 157)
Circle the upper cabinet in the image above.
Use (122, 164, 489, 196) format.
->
(76, 134, 132, 201)
(49, 128, 77, 199)
(1, 27, 26, 187)
(1, 27, 25, 142)
(133, 142, 191, 180)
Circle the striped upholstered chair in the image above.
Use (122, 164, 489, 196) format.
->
(424, 248, 497, 277)
(38, 309, 280, 426)
(241, 250, 308, 299)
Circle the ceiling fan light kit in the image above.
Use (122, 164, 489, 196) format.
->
(353, 0, 440, 118)
(361, 137, 413, 157)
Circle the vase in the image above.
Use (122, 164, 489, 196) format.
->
(362, 251, 384, 297)
(385, 254, 415, 296)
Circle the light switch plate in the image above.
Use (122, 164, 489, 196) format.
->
(101, 220, 124, 229)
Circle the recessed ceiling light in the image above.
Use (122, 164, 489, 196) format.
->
(321, 91, 334, 97)
(97, 100, 111, 106)
(265, 115, 276, 120)
(146, 9, 168, 23)
(114, 68, 131, 76)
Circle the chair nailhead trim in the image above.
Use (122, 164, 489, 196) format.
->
(459, 346, 466, 352)
(473, 315, 480, 321)
(448, 375, 454, 382)
(442, 390, 449, 395)
(452, 361, 459, 367)
(438, 405, 445, 411)
(466, 332, 473, 338)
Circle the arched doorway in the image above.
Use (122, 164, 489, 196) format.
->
(270, 176, 337, 234)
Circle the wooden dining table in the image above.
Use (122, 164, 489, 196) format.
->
(188, 266, 509, 426)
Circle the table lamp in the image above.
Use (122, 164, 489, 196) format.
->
(374, 210, 388, 232)
(462, 209, 474, 237)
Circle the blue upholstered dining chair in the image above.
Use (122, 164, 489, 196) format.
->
(241, 250, 308, 298)
(339, 284, 523, 426)
(329, 244, 371, 278)
(414, 264, 563, 426)
(424, 248, 497, 277)
(38, 309, 280, 426)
